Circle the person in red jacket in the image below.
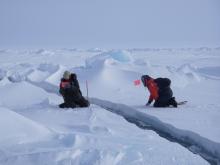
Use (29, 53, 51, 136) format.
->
(141, 75, 177, 107)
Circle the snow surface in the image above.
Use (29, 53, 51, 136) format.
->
(0, 48, 220, 164)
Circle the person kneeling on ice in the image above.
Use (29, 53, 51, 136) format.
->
(59, 71, 90, 108)
(141, 75, 177, 108)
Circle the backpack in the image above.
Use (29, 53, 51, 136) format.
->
(154, 78, 171, 89)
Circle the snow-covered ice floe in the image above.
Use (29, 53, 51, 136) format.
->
(0, 48, 220, 165)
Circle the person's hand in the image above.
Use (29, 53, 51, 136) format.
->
(146, 102, 151, 106)
(64, 82, 71, 88)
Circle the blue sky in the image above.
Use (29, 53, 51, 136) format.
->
(0, 0, 220, 49)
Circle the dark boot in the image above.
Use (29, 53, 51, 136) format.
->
(59, 103, 67, 108)
(75, 97, 90, 107)
(169, 97, 177, 107)
(59, 102, 77, 108)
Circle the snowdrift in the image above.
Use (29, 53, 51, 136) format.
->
(0, 82, 49, 109)
(0, 107, 52, 146)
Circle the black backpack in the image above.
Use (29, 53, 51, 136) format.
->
(154, 78, 171, 89)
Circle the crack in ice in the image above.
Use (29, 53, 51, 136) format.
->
(90, 98, 220, 165)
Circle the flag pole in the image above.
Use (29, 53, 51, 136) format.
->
(86, 80, 89, 100)
(86, 80, 92, 110)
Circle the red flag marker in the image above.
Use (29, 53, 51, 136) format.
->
(134, 79, 141, 86)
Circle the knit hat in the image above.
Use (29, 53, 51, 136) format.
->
(141, 75, 151, 81)
(63, 71, 71, 80)
(141, 75, 151, 86)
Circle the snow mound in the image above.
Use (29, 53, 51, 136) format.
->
(0, 107, 52, 145)
(133, 59, 151, 66)
(0, 69, 6, 80)
(177, 64, 201, 81)
(8, 72, 27, 82)
(197, 66, 220, 79)
(85, 54, 108, 68)
(7, 63, 34, 83)
(38, 63, 59, 73)
(27, 63, 59, 83)
(85, 50, 132, 68)
(32, 49, 54, 56)
(45, 65, 67, 86)
(0, 82, 48, 109)
(87, 48, 103, 53)
(27, 69, 51, 82)
(0, 77, 11, 86)
(164, 64, 201, 88)
(85, 51, 201, 92)
(106, 50, 132, 62)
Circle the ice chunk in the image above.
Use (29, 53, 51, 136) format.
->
(107, 50, 132, 62)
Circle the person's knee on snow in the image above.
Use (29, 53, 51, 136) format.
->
(59, 102, 77, 108)
(79, 98, 90, 107)
(168, 97, 177, 107)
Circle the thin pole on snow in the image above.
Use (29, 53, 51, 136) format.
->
(86, 80, 92, 110)
(86, 80, 89, 100)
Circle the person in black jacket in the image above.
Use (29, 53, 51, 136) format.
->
(59, 71, 90, 108)
(69, 73, 89, 107)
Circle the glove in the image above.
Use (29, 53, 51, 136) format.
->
(146, 100, 152, 106)
(146, 102, 151, 106)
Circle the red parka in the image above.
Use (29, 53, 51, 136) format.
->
(146, 78, 159, 103)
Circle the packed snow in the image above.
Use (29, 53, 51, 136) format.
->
(0, 48, 220, 165)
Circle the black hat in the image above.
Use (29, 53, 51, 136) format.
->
(141, 75, 151, 81)
(141, 75, 151, 86)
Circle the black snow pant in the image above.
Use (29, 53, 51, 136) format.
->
(59, 102, 76, 108)
(74, 97, 90, 107)
(59, 96, 90, 108)
(153, 97, 177, 108)
(153, 85, 177, 108)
